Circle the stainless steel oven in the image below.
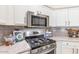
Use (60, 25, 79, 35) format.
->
(24, 30, 56, 54)
(26, 11, 49, 27)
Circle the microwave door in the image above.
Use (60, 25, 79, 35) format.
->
(31, 16, 39, 26)
(30, 15, 49, 27)
(38, 17, 45, 26)
(33, 18, 38, 26)
(39, 17, 47, 26)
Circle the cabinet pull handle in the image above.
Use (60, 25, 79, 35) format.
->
(66, 43, 68, 45)
(77, 49, 78, 54)
(73, 48, 74, 54)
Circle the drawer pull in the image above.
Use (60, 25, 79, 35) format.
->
(77, 49, 78, 54)
(72, 48, 74, 54)
(66, 43, 69, 45)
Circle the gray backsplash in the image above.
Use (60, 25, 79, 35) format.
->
(53, 28, 68, 37)
(0, 26, 24, 36)
(0, 26, 74, 37)
(0, 26, 46, 36)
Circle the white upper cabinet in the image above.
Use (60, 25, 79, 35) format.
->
(0, 5, 15, 25)
(6, 6, 15, 25)
(10, 5, 53, 26)
(55, 9, 68, 27)
(0, 5, 54, 26)
(49, 11, 57, 27)
(53, 7, 79, 27)
(69, 7, 79, 26)
(0, 6, 7, 25)
(14, 5, 29, 26)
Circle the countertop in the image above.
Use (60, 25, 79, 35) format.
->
(51, 36, 79, 42)
(1, 36, 79, 53)
(0, 40, 31, 54)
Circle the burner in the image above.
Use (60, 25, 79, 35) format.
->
(25, 38, 56, 54)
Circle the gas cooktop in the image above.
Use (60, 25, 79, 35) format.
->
(25, 36, 55, 50)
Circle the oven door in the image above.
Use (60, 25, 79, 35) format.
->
(47, 49, 56, 54)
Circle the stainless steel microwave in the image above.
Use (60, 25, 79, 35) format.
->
(26, 11, 49, 27)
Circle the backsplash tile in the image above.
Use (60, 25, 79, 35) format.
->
(0, 26, 24, 36)
(53, 28, 68, 37)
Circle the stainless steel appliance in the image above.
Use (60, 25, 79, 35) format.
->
(24, 30, 56, 54)
(26, 11, 49, 27)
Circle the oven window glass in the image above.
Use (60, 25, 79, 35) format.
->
(31, 15, 47, 26)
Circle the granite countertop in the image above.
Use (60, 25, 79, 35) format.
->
(51, 36, 79, 42)
(52, 29, 79, 42)
(0, 40, 30, 54)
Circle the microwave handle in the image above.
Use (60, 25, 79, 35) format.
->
(47, 16, 49, 27)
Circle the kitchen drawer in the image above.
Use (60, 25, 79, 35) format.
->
(73, 42, 79, 48)
(62, 42, 75, 48)
(62, 41, 79, 48)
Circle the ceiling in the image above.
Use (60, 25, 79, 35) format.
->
(44, 5, 79, 9)
(47, 5, 73, 8)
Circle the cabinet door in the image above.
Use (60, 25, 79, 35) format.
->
(49, 11, 57, 27)
(62, 47, 74, 54)
(56, 41, 62, 54)
(62, 41, 74, 54)
(0, 6, 7, 25)
(55, 9, 68, 27)
(69, 7, 79, 26)
(6, 5, 14, 25)
(14, 5, 29, 26)
(77, 49, 79, 54)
